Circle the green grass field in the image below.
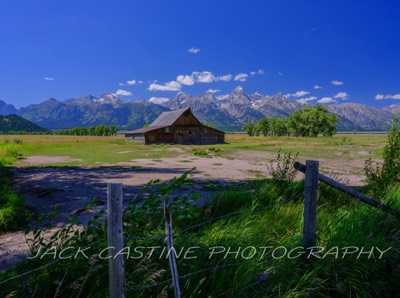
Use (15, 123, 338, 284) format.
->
(0, 133, 388, 166)
(1, 135, 178, 166)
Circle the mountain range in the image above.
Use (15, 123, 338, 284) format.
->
(1, 87, 400, 131)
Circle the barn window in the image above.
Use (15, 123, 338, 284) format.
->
(165, 127, 171, 133)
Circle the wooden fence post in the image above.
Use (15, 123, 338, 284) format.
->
(293, 161, 389, 211)
(302, 160, 319, 250)
(107, 183, 125, 298)
(164, 201, 181, 298)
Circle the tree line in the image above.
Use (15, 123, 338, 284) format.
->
(243, 105, 339, 137)
(56, 125, 118, 136)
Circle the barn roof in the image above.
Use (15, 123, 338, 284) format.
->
(150, 107, 190, 127)
(126, 107, 191, 134)
(125, 126, 165, 134)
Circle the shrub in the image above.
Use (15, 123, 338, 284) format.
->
(0, 167, 27, 233)
(365, 117, 400, 197)
(13, 138, 23, 144)
(208, 147, 222, 153)
(5, 145, 20, 158)
(192, 148, 208, 156)
(267, 149, 299, 185)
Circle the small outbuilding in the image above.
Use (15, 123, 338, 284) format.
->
(125, 107, 225, 145)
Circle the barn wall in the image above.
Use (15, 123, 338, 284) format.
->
(144, 127, 175, 144)
(199, 126, 224, 145)
(174, 111, 202, 126)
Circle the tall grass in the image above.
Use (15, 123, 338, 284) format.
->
(1, 174, 399, 297)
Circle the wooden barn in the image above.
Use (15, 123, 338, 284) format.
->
(125, 107, 225, 145)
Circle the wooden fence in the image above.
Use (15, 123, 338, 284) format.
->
(106, 160, 389, 297)
(294, 160, 389, 252)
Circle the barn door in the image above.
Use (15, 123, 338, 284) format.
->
(148, 134, 156, 144)
(183, 131, 190, 144)
(192, 131, 201, 145)
(177, 133, 183, 144)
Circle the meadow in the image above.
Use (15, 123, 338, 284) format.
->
(0, 133, 388, 166)
(1, 132, 399, 297)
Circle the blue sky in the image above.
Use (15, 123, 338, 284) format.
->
(1, 0, 399, 108)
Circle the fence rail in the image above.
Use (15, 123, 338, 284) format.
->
(293, 161, 389, 211)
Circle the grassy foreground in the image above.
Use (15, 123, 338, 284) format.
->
(0, 173, 399, 297)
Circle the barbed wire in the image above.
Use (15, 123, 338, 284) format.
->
(0, 238, 103, 286)
(0, 258, 60, 286)
(176, 201, 284, 236)
(126, 259, 254, 293)
(126, 243, 297, 294)
(124, 199, 288, 242)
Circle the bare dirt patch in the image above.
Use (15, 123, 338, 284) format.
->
(230, 150, 366, 185)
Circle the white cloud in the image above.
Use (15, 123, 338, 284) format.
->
(115, 89, 133, 96)
(149, 70, 249, 92)
(296, 96, 317, 104)
(331, 80, 344, 86)
(234, 73, 248, 82)
(217, 74, 232, 82)
(176, 75, 195, 86)
(192, 71, 215, 83)
(387, 94, 400, 99)
(287, 91, 310, 98)
(188, 47, 200, 54)
(375, 94, 400, 100)
(318, 97, 336, 104)
(149, 97, 170, 104)
(206, 89, 220, 94)
(177, 71, 232, 85)
(250, 69, 265, 76)
(148, 81, 182, 92)
(44, 77, 54, 81)
(216, 94, 230, 100)
(296, 99, 308, 105)
(334, 92, 348, 100)
(120, 79, 143, 86)
(313, 85, 322, 89)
